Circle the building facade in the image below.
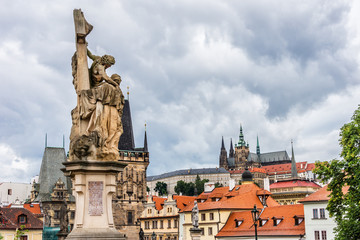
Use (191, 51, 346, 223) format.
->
(140, 195, 196, 240)
(0, 182, 32, 206)
(147, 168, 230, 196)
(113, 99, 150, 239)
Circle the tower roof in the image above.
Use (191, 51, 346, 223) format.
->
(118, 99, 135, 150)
(291, 141, 298, 178)
(221, 136, 225, 150)
(144, 128, 148, 152)
(34, 147, 72, 202)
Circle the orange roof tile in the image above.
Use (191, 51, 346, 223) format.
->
(0, 208, 43, 230)
(152, 196, 167, 211)
(262, 161, 315, 175)
(216, 204, 305, 237)
(181, 184, 279, 212)
(173, 195, 197, 211)
(299, 185, 349, 203)
(270, 180, 321, 189)
(23, 203, 42, 215)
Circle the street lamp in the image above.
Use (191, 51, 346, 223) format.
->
(251, 204, 260, 240)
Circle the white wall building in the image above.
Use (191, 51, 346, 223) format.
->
(0, 182, 32, 206)
(299, 185, 338, 240)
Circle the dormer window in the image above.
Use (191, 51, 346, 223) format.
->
(259, 218, 268, 227)
(293, 215, 304, 225)
(234, 218, 244, 227)
(18, 214, 27, 224)
(272, 217, 283, 226)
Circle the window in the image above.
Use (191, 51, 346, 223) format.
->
(168, 219, 171, 228)
(152, 220, 157, 229)
(127, 211, 133, 225)
(160, 220, 163, 229)
(145, 221, 150, 229)
(234, 219, 243, 227)
(208, 227, 213, 235)
(294, 217, 304, 225)
(320, 208, 326, 219)
(315, 231, 320, 240)
(174, 219, 178, 228)
(20, 236, 27, 240)
(210, 213, 214, 220)
(201, 213, 205, 221)
(321, 231, 327, 240)
(70, 211, 75, 219)
(148, 209, 152, 214)
(272, 217, 283, 226)
(313, 209, 319, 219)
(200, 228, 204, 235)
(54, 210, 60, 219)
(8, 189, 12, 195)
(18, 215, 27, 224)
(259, 218, 268, 227)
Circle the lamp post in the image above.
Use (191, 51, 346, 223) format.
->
(251, 204, 259, 240)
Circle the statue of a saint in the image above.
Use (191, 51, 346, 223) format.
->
(191, 201, 199, 229)
(59, 200, 69, 233)
(69, 10, 125, 161)
(139, 228, 144, 240)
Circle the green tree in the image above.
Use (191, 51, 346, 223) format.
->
(154, 182, 168, 196)
(174, 180, 195, 196)
(146, 186, 150, 192)
(214, 182, 223, 188)
(14, 225, 28, 240)
(195, 175, 209, 194)
(314, 105, 360, 240)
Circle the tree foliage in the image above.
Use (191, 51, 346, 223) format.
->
(313, 105, 360, 240)
(174, 176, 209, 196)
(154, 181, 168, 196)
(14, 225, 28, 240)
(214, 182, 223, 188)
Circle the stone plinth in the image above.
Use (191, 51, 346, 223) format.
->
(189, 228, 202, 240)
(63, 160, 127, 240)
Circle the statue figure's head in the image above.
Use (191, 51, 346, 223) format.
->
(101, 55, 115, 68)
(111, 74, 121, 85)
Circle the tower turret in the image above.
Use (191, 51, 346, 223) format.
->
(219, 136, 228, 169)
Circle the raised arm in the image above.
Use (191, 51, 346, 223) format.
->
(87, 49, 97, 61)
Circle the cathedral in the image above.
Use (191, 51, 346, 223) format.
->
(219, 125, 291, 170)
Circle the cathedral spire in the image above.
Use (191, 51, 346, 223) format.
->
(256, 135, 260, 155)
(229, 138, 234, 158)
(291, 140, 298, 178)
(221, 136, 225, 150)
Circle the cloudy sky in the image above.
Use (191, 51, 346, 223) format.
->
(1, 0, 359, 183)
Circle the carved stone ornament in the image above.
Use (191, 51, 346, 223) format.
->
(69, 9, 125, 161)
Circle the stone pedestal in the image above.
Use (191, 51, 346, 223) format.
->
(63, 160, 127, 240)
(189, 228, 202, 240)
(57, 232, 69, 240)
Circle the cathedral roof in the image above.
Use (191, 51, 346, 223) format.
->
(34, 147, 73, 202)
(147, 168, 229, 182)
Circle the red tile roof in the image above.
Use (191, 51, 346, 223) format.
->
(299, 185, 349, 203)
(181, 184, 279, 212)
(173, 195, 197, 211)
(23, 203, 42, 215)
(216, 204, 305, 237)
(262, 162, 315, 175)
(0, 208, 43, 230)
(270, 180, 321, 189)
(229, 167, 266, 174)
(152, 196, 167, 211)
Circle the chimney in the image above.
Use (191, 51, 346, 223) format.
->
(263, 177, 270, 191)
(229, 179, 235, 191)
(204, 182, 215, 192)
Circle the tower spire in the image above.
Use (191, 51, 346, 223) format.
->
(221, 136, 225, 149)
(291, 140, 298, 178)
(256, 135, 260, 155)
(45, 133, 47, 148)
(144, 123, 148, 152)
(238, 124, 245, 146)
(229, 138, 234, 158)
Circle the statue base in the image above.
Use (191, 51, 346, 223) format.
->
(189, 228, 202, 240)
(56, 231, 69, 240)
(63, 160, 127, 240)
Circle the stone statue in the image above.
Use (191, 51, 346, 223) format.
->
(139, 228, 144, 240)
(69, 9, 124, 161)
(191, 201, 199, 229)
(59, 200, 69, 233)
